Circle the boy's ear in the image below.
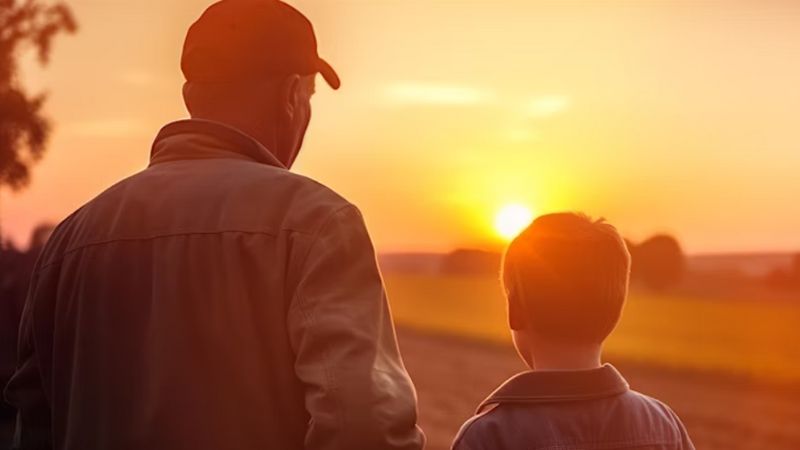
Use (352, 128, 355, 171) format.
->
(507, 292, 528, 331)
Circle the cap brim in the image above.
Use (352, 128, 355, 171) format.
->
(317, 58, 340, 90)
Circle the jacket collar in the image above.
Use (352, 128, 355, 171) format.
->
(149, 119, 286, 169)
(478, 364, 629, 413)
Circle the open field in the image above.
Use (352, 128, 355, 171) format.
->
(385, 273, 800, 383)
(397, 328, 800, 450)
(385, 273, 800, 449)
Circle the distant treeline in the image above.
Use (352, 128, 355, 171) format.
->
(436, 234, 688, 291)
(381, 236, 800, 297)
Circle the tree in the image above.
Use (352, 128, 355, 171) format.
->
(629, 234, 686, 291)
(0, 0, 77, 239)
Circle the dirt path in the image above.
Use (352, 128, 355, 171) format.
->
(397, 328, 800, 450)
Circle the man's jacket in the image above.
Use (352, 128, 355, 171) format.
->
(4, 119, 425, 450)
(452, 364, 694, 450)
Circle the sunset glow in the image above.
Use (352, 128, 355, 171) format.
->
(2, 4, 797, 449)
(3, 1, 800, 253)
(494, 204, 534, 241)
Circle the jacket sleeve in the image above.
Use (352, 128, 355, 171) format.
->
(3, 268, 53, 450)
(288, 205, 425, 450)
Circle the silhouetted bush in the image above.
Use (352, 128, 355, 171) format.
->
(629, 234, 686, 291)
(1, 225, 53, 439)
(439, 249, 501, 275)
(1, 243, 30, 433)
(29, 222, 55, 250)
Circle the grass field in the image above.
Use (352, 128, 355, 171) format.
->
(384, 273, 800, 383)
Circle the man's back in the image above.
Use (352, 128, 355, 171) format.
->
(5, 120, 423, 450)
(453, 366, 694, 450)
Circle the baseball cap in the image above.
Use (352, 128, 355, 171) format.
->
(181, 0, 340, 89)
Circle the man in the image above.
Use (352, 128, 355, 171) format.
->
(4, 1, 425, 449)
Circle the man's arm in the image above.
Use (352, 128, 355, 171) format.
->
(288, 205, 425, 450)
(4, 268, 53, 450)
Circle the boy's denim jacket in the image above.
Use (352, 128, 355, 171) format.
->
(452, 364, 695, 450)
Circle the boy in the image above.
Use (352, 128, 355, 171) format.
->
(452, 213, 694, 450)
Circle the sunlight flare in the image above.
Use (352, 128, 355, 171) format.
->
(494, 204, 535, 241)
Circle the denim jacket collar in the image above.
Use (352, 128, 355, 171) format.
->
(150, 119, 286, 169)
(478, 364, 629, 413)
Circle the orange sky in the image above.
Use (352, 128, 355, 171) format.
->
(4, 0, 800, 253)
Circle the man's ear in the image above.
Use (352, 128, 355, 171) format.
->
(182, 82, 195, 116)
(508, 291, 529, 331)
(278, 74, 302, 118)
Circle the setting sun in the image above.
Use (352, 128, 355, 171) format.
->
(494, 204, 535, 241)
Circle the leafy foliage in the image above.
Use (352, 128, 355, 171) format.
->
(0, 0, 76, 190)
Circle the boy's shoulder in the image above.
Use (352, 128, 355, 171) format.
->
(452, 366, 695, 450)
(625, 390, 695, 444)
(451, 404, 506, 450)
(624, 389, 685, 421)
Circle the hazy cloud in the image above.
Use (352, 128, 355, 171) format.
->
(526, 95, 571, 118)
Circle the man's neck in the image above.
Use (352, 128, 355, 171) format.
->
(529, 340, 602, 372)
(192, 114, 284, 164)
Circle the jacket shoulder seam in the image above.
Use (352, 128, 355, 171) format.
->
(36, 229, 295, 271)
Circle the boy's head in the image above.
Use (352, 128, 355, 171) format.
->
(502, 213, 631, 353)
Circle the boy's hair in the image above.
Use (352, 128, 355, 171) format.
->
(502, 213, 631, 344)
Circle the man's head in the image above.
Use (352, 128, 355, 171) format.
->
(180, 0, 339, 168)
(502, 213, 631, 364)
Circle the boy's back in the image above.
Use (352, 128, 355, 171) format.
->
(453, 365, 694, 450)
(453, 213, 694, 450)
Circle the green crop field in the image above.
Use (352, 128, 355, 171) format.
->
(384, 273, 800, 383)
